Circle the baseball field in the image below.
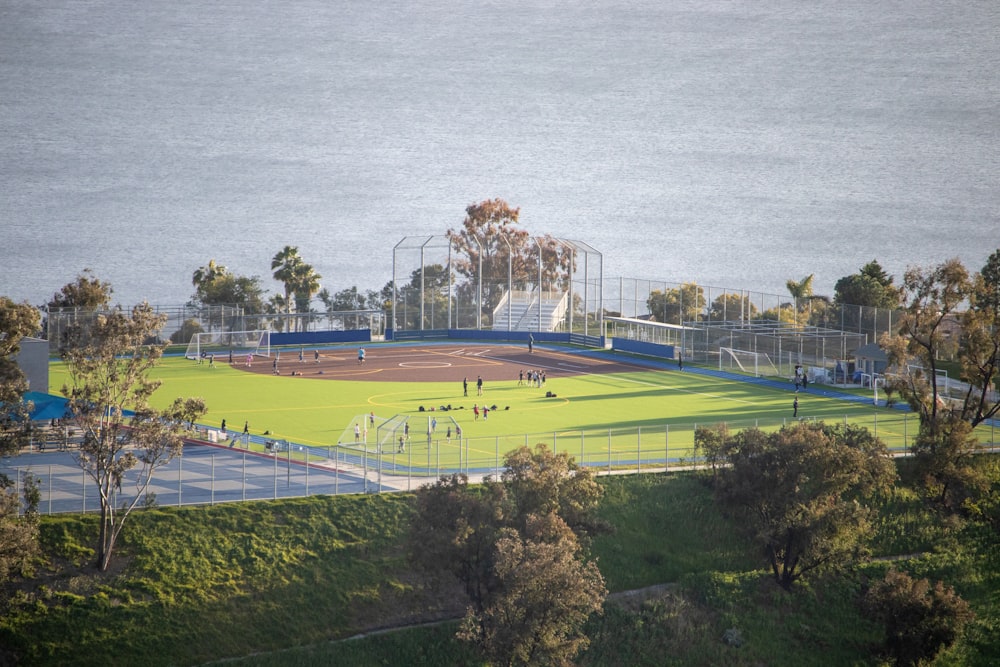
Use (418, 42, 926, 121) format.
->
(48, 341, 927, 474)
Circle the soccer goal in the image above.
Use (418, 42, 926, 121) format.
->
(185, 330, 270, 361)
(719, 347, 781, 378)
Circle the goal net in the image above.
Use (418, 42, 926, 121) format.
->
(185, 330, 270, 361)
(336, 414, 410, 454)
(719, 347, 781, 378)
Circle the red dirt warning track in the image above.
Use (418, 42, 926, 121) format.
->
(237, 344, 639, 383)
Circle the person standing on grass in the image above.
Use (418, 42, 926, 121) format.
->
(474, 404, 479, 420)
(477, 375, 483, 396)
(463, 377, 468, 396)
(355, 423, 361, 442)
(793, 396, 799, 418)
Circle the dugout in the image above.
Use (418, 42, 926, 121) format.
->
(853, 342, 888, 380)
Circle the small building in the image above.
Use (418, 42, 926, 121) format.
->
(853, 342, 888, 382)
(15, 337, 49, 394)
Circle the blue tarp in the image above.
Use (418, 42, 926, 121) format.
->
(23, 392, 69, 422)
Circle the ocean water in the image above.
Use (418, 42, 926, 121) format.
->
(1, 0, 997, 309)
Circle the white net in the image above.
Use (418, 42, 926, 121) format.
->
(185, 330, 270, 361)
(719, 347, 781, 378)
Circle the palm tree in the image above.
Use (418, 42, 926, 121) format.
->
(785, 274, 815, 302)
(192, 259, 229, 289)
(291, 262, 322, 331)
(271, 246, 303, 318)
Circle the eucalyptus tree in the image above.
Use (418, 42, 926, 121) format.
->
(882, 258, 973, 428)
(59, 298, 205, 570)
(46, 269, 113, 311)
(959, 249, 1000, 428)
(0, 294, 42, 574)
(410, 444, 607, 665)
(44, 270, 114, 346)
(881, 254, 999, 511)
(0, 297, 41, 455)
(646, 282, 705, 324)
(189, 259, 267, 331)
(709, 292, 758, 322)
(446, 199, 572, 326)
(700, 421, 895, 590)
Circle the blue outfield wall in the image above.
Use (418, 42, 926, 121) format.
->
(271, 330, 372, 346)
(386, 329, 605, 348)
(612, 337, 676, 360)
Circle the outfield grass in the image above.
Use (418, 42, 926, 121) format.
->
(48, 344, 987, 471)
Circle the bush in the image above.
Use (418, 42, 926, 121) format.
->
(862, 568, 974, 667)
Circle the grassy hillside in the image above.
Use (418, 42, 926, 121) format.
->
(2, 464, 998, 666)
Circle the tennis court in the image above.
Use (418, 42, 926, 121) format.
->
(3, 442, 371, 514)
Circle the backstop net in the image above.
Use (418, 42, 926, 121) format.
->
(184, 330, 270, 361)
(391, 233, 602, 336)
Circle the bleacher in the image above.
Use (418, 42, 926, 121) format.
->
(492, 290, 568, 332)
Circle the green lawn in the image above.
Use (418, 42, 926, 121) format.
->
(47, 344, 945, 471)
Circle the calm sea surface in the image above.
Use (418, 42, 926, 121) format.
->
(1, 0, 998, 308)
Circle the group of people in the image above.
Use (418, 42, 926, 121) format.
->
(793, 364, 809, 391)
(260, 348, 339, 376)
(793, 365, 807, 417)
(461, 375, 484, 396)
(518, 369, 546, 387)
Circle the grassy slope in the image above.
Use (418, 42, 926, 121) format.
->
(3, 465, 998, 666)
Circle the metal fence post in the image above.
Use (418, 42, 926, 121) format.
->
(607, 428, 612, 474)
